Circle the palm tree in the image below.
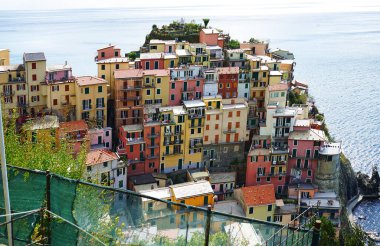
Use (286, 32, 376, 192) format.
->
(203, 18, 210, 28)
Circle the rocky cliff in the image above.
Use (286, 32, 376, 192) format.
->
(357, 166, 380, 196)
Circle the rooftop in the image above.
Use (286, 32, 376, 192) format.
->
(76, 76, 108, 86)
(86, 149, 119, 166)
(171, 180, 214, 199)
(23, 52, 46, 62)
(269, 71, 282, 76)
(114, 69, 169, 79)
(176, 49, 192, 57)
(203, 95, 222, 100)
(289, 128, 326, 141)
(121, 124, 144, 132)
(129, 173, 156, 185)
(222, 103, 247, 110)
(248, 148, 270, 157)
(27, 115, 59, 130)
(209, 172, 236, 184)
(140, 187, 171, 202)
(150, 39, 176, 45)
(0, 64, 24, 72)
(216, 67, 239, 75)
(268, 83, 288, 92)
(294, 119, 311, 127)
(183, 100, 205, 108)
(202, 28, 219, 34)
(46, 64, 72, 72)
(159, 105, 187, 115)
(97, 44, 119, 51)
(140, 52, 164, 59)
(319, 143, 341, 155)
(241, 184, 276, 206)
(214, 200, 245, 217)
(97, 57, 130, 64)
(59, 120, 88, 133)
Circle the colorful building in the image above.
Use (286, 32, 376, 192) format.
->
(189, 43, 210, 67)
(88, 127, 112, 150)
(74, 76, 108, 128)
(216, 67, 239, 99)
(210, 172, 236, 201)
(235, 184, 276, 222)
(0, 49, 10, 66)
(96, 44, 121, 61)
(58, 120, 89, 155)
(140, 53, 165, 70)
(141, 69, 170, 106)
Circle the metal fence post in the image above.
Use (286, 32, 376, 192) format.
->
(204, 205, 212, 246)
(46, 170, 51, 244)
(311, 220, 321, 246)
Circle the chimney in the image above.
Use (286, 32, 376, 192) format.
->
(65, 60, 67, 66)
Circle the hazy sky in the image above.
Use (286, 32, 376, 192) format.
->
(1, 0, 380, 13)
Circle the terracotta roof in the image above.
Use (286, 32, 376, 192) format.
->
(59, 120, 88, 133)
(216, 67, 239, 75)
(114, 69, 169, 79)
(86, 149, 118, 166)
(76, 76, 108, 86)
(241, 184, 276, 206)
(268, 83, 288, 91)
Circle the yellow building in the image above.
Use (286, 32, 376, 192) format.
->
(235, 184, 276, 222)
(0, 49, 10, 66)
(141, 69, 170, 106)
(265, 83, 288, 108)
(183, 100, 205, 169)
(221, 98, 249, 143)
(170, 180, 214, 207)
(97, 57, 130, 100)
(23, 52, 47, 115)
(202, 95, 222, 145)
(149, 39, 176, 53)
(0, 63, 27, 116)
(163, 53, 178, 69)
(23, 115, 59, 145)
(189, 43, 210, 68)
(268, 71, 282, 86)
(159, 106, 186, 173)
(75, 76, 109, 127)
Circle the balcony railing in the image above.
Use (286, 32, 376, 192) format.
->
(189, 123, 204, 128)
(82, 105, 92, 111)
(121, 96, 141, 101)
(188, 114, 204, 119)
(9, 77, 25, 83)
(223, 129, 237, 134)
(146, 155, 159, 160)
(147, 133, 159, 138)
(271, 147, 289, 154)
(121, 85, 142, 91)
(17, 102, 28, 108)
(96, 104, 105, 109)
(1, 91, 15, 96)
(163, 151, 183, 156)
(273, 123, 291, 128)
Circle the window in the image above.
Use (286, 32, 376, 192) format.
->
(263, 72, 267, 78)
(32, 63, 36, 69)
(228, 112, 232, 117)
(105, 131, 109, 137)
(314, 150, 319, 159)
(170, 216, 175, 224)
(154, 61, 159, 69)
(157, 89, 161, 95)
(281, 92, 285, 97)
(32, 74, 37, 81)
(307, 169, 312, 177)
(147, 89, 151, 95)
(266, 216, 271, 222)
(226, 83, 230, 88)
(198, 128, 201, 133)
(191, 129, 194, 134)
(268, 204, 272, 211)
(274, 215, 283, 222)
(296, 159, 301, 168)
(65, 85, 69, 91)
(219, 83, 223, 89)
(236, 122, 240, 128)
(292, 148, 297, 157)
(205, 136, 208, 141)
(304, 159, 309, 169)
(101, 65, 105, 70)
(256, 177, 260, 182)
(132, 164, 136, 170)
(237, 111, 240, 117)
(85, 88, 89, 94)
(196, 80, 200, 87)
(98, 86, 103, 93)
(293, 140, 298, 146)
(145, 61, 150, 69)
(118, 180, 123, 188)
(130, 145, 133, 152)
(101, 52, 105, 57)
(103, 162, 108, 167)
(266, 177, 271, 182)
(249, 207, 254, 214)
(52, 85, 59, 91)
(306, 149, 311, 158)
(53, 99, 58, 105)
(101, 75, 105, 79)
(115, 51, 119, 57)
(157, 78, 161, 84)
(170, 94, 175, 100)
(215, 124, 219, 129)
(171, 83, 175, 89)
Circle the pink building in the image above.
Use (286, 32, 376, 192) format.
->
(140, 53, 164, 70)
(88, 127, 112, 150)
(287, 119, 327, 184)
(46, 62, 73, 82)
(210, 172, 236, 201)
(200, 29, 219, 46)
(96, 44, 121, 61)
(169, 66, 204, 106)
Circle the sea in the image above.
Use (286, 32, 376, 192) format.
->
(0, 2, 380, 234)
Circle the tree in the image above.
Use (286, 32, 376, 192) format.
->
(128, 52, 137, 61)
(343, 225, 375, 246)
(202, 18, 210, 28)
(227, 39, 240, 49)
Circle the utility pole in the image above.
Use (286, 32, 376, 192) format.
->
(0, 100, 13, 246)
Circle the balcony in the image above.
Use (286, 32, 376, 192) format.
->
(82, 105, 92, 111)
(171, 139, 183, 145)
(147, 133, 159, 138)
(273, 123, 291, 128)
(126, 137, 145, 144)
(128, 158, 145, 164)
(161, 119, 176, 125)
(173, 130, 184, 135)
(96, 104, 105, 109)
(272, 160, 287, 165)
(9, 77, 25, 83)
(144, 83, 155, 88)
(188, 114, 204, 119)
(147, 144, 159, 149)
(271, 146, 289, 154)
(181, 88, 195, 93)
(146, 155, 159, 160)
(163, 151, 183, 156)
(17, 102, 28, 108)
(116, 145, 127, 155)
(1, 91, 15, 96)
(121, 85, 142, 91)
(121, 96, 141, 101)
(189, 123, 204, 128)
(223, 129, 237, 134)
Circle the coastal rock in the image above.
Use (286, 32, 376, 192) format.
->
(339, 154, 359, 205)
(357, 166, 380, 196)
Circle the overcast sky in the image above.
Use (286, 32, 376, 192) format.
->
(1, 0, 380, 13)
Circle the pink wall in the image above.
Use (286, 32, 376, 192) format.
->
(89, 127, 112, 150)
(168, 79, 204, 106)
(97, 46, 121, 61)
(46, 69, 73, 82)
(200, 31, 218, 46)
(141, 58, 164, 70)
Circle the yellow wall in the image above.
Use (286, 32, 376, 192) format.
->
(97, 61, 129, 100)
(0, 49, 10, 66)
(184, 114, 204, 167)
(25, 60, 46, 111)
(149, 43, 165, 53)
(75, 82, 108, 127)
(164, 57, 178, 69)
(245, 204, 275, 222)
(173, 193, 214, 207)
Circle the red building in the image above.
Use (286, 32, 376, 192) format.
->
(140, 53, 164, 70)
(96, 44, 121, 61)
(216, 67, 239, 99)
(117, 124, 146, 176)
(245, 136, 286, 195)
(287, 119, 327, 184)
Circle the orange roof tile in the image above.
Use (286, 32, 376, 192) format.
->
(216, 67, 239, 75)
(76, 76, 108, 86)
(241, 184, 276, 206)
(114, 69, 170, 79)
(86, 149, 119, 166)
(59, 120, 88, 133)
(268, 83, 288, 92)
